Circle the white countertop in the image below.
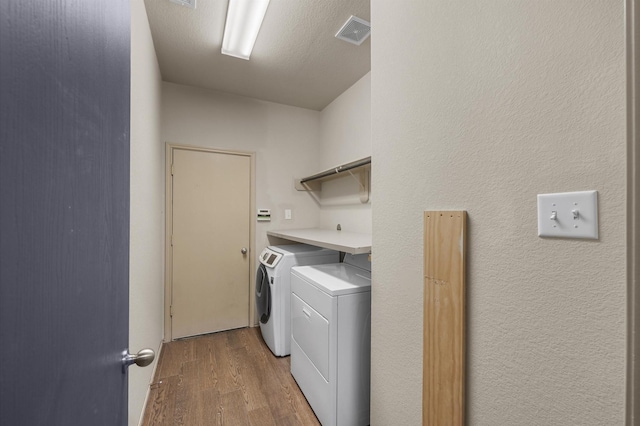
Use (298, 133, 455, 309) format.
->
(267, 228, 372, 255)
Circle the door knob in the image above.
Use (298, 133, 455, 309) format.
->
(241, 247, 248, 254)
(122, 348, 155, 372)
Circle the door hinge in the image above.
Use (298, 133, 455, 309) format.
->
(171, 234, 173, 246)
(171, 164, 174, 175)
(170, 305, 173, 317)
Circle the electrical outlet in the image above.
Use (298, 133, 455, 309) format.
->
(285, 209, 292, 220)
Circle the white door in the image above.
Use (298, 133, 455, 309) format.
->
(170, 147, 252, 339)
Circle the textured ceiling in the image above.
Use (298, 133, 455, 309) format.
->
(144, 0, 371, 111)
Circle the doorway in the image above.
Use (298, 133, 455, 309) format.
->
(165, 144, 256, 340)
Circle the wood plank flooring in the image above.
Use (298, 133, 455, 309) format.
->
(142, 327, 320, 426)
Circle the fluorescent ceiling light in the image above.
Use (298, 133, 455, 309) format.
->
(221, 0, 270, 60)
(169, 0, 196, 9)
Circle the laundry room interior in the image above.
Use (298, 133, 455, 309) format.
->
(128, 0, 629, 425)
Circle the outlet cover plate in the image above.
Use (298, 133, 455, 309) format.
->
(537, 190, 598, 239)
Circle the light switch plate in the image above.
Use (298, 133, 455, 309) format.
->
(537, 190, 598, 239)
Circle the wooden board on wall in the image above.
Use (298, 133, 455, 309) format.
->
(423, 211, 467, 426)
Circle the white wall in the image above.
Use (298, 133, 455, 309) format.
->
(371, 1, 626, 425)
(161, 82, 322, 254)
(318, 73, 372, 234)
(320, 72, 372, 169)
(129, 1, 164, 424)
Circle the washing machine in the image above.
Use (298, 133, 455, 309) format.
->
(290, 253, 372, 426)
(255, 244, 339, 357)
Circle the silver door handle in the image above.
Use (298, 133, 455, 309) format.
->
(122, 348, 155, 372)
(241, 248, 247, 254)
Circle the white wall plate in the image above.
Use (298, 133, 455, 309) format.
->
(537, 190, 598, 239)
(257, 208, 271, 222)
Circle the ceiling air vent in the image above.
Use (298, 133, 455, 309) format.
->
(169, 0, 196, 9)
(335, 15, 371, 46)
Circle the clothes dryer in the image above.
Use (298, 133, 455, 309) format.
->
(290, 254, 372, 426)
(255, 244, 338, 357)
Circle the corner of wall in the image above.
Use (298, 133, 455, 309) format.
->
(317, 72, 372, 235)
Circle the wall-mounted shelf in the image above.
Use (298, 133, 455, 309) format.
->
(267, 228, 371, 255)
(294, 157, 371, 203)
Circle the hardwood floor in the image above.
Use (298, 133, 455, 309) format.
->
(141, 327, 320, 426)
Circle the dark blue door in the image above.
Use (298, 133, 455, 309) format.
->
(0, 0, 130, 424)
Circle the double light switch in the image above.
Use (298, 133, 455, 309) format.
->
(537, 190, 598, 239)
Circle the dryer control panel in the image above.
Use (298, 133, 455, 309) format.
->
(259, 247, 283, 268)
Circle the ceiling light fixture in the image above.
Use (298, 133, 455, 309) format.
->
(221, 0, 270, 60)
(169, 0, 196, 9)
